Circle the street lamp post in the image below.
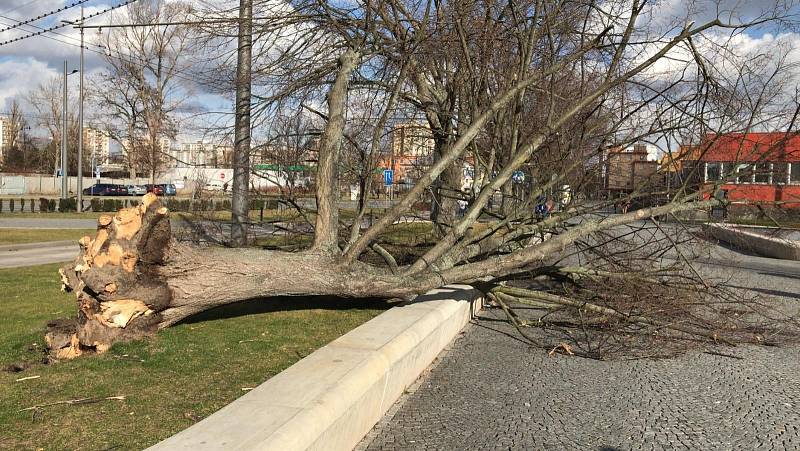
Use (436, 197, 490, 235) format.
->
(65, 12, 86, 210)
(77, 7, 85, 210)
(61, 60, 68, 199)
(60, 61, 79, 200)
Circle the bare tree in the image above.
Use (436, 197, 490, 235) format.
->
(0, 100, 32, 171)
(93, 0, 192, 181)
(48, 0, 800, 358)
(26, 77, 80, 176)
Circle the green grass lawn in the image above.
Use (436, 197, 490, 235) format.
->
(0, 263, 391, 449)
(0, 229, 97, 245)
(0, 211, 107, 219)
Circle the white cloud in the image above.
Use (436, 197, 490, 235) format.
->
(0, 57, 59, 110)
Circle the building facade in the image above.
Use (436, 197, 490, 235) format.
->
(683, 132, 800, 206)
(0, 117, 7, 163)
(605, 144, 657, 192)
(385, 122, 435, 183)
(83, 127, 111, 165)
(167, 141, 231, 168)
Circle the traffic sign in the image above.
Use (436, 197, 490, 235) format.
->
(512, 170, 525, 183)
(383, 169, 394, 186)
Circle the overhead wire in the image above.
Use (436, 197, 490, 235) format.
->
(0, 0, 140, 47)
(0, 0, 92, 34)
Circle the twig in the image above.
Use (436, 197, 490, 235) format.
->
(15, 375, 40, 382)
(488, 292, 539, 344)
(492, 285, 735, 345)
(20, 395, 126, 412)
(703, 350, 743, 360)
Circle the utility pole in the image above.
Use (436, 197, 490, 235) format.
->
(77, 6, 85, 210)
(61, 60, 68, 199)
(231, 0, 253, 246)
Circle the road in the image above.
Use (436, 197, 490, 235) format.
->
(360, 241, 800, 450)
(0, 241, 78, 269)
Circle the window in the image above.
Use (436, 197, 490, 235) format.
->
(736, 164, 752, 184)
(754, 162, 771, 184)
(773, 163, 788, 184)
(705, 162, 722, 182)
(791, 163, 800, 184)
(721, 162, 735, 182)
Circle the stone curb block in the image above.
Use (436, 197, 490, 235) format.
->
(148, 285, 482, 451)
(705, 224, 800, 260)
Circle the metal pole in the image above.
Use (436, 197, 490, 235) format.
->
(61, 60, 68, 199)
(77, 6, 85, 210)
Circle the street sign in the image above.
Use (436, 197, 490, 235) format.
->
(512, 170, 525, 183)
(383, 169, 394, 186)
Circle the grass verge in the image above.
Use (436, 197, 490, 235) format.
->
(0, 229, 97, 245)
(0, 263, 391, 449)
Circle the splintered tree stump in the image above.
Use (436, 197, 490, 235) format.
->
(46, 194, 426, 359)
(48, 193, 172, 358)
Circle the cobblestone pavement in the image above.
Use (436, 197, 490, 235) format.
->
(361, 249, 800, 450)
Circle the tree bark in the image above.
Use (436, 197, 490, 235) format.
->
(313, 48, 360, 253)
(231, 0, 253, 246)
(47, 194, 422, 359)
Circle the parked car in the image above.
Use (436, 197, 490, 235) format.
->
(143, 184, 164, 195)
(158, 183, 177, 196)
(82, 183, 128, 196)
(125, 184, 147, 196)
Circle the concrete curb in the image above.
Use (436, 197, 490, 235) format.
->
(148, 285, 482, 451)
(705, 223, 800, 260)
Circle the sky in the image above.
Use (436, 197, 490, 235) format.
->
(2, 0, 800, 149)
(0, 0, 233, 144)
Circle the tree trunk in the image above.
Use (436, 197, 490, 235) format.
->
(231, 0, 253, 247)
(46, 194, 421, 359)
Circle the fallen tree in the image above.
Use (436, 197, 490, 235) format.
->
(46, 0, 800, 358)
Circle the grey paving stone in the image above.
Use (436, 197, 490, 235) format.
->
(361, 251, 800, 451)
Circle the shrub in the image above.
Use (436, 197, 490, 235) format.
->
(19, 199, 24, 212)
(58, 198, 77, 212)
(29, 199, 34, 212)
(48, 199, 56, 212)
(90, 199, 101, 212)
(102, 199, 116, 212)
(39, 198, 49, 213)
(9, 199, 14, 212)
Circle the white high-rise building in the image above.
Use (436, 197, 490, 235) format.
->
(83, 127, 111, 165)
(167, 141, 230, 168)
(0, 117, 8, 163)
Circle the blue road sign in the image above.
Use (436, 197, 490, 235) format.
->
(383, 169, 394, 186)
(512, 170, 525, 183)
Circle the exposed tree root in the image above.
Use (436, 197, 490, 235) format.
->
(45, 195, 426, 359)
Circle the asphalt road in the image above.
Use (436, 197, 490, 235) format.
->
(360, 243, 800, 450)
(0, 241, 77, 269)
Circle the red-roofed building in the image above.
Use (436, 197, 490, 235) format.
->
(683, 132, 800, 207)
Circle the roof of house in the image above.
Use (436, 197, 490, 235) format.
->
(693, 132, 800, 162)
